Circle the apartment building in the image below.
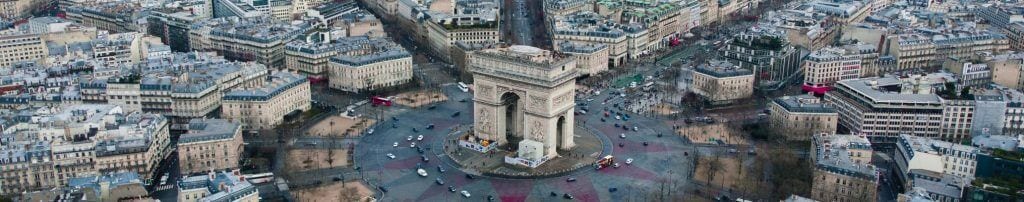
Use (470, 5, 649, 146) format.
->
(887, 32, 1009, 71)
(178, 119, 243, 175)
(552, 12, 629, 67)
(719, 28, 802, 89)
(807, 0, 871, 24)
(64, 3, 143, 33)
(76, 52, 268, 129)
(824, 74, 984, 143)
(803, 47, 863, 95)
(222, 71, 311, 130)
(424, 16, 500, 63)
(0, 21, 98, 68)
(988, 53, 1024, 91)
(894, 134, 978, 192)
(543, 0, 592, 16)
(178, 170, 259, 202)
(556, 41, 610, 76)
(975, 5, 1024, 30)
(1006, 23, 1024, 51)
(0, 0, 33, 19)
(768, 95, 838, 140)
(943, 56, 992, 90)
(21, 172, 150, 201)
(326, 37, 414, 92)
(190, 16, 312, 68)
(810, 133, 879, 202)
(760, 9, 839, 50)
(0, 104, 170, 195)
(689, 60, 755, 105)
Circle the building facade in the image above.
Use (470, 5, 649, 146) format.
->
(177, 119, 244, 175)
(768, 95, 838, 140)
(222, 71, 312, 130)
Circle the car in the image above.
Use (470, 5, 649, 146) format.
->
(367, 129, 374, 135)
(459, 98, 468, 102)
(626, 158, 634, 165)
(448, 186, 457, 192)
(393, 142, 399, 147)
(728, 148, 738, 153)
(435, 178, 445, 185)
(410, 142, 416, 148)
(417, 135, 424, 141)
(613, 163, 620, 168)
(386, 153, 396, 159)
(633, 126, 638, 131)
(461, 190, 471, 198)
(417, 148, 424, 153)
(421, 155, 429, 162)
(487, 195, 495, 201)
(609, 188, 618, 192)
(619, 134, 626, 139)
(392, 124, 398, 128)
(333, 176, 342, 181)
(417, 168, 428, 177)
(550, 192, 558, 197)
(426, 124, 435, 129)
(614, 123, 620, 127)
(465, 174, 476, 179)
(392, 117, 399, 121)
(643, 142, 649, 146)
(564, 193, 574, 199)
(379, 186, 389, 193)
(412, 128, 419, 133)
(451, 111, 461, 117)
(566, 177, 576, 182)
(428, 106, 436, 110)
(407, 136, 413, 141)
(438, 166, 446, 173)
(615, 115, 621, 120)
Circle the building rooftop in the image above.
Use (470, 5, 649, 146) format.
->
(813, 133, 879, 181)
(223, 71, 307, 102)
(195, 17, 311, 44)
(774, 94, 836, 113)
(178, 170, 257, 202)
(692, 60, 753, 78)
(971, 135, 1022, 152)
(557, 41, 608, 54)
(834, 75, 949, 105)
(179, 119, 240, 144)
(899, 134, 978, 155)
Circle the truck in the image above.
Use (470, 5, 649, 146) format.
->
(595, 155, 615, 170)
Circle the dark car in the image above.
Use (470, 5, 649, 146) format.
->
(392, 117, 399, 121)
(426, 124, 435, 130)
(550, 192, 557, 197)
(465, 174, 475, 179)
(417, 148, 425, 154)
(487, 195, 495, 201)
(421, 155, 429, 162)
(412, 128, 419, 133)
(379, 186, 389, 193)
(435, 178, 445, 185)
(563, 193, 574, 199)
(428, 106, 436, 110)
(332, 176, 342, 181)
(438, 165, 446, 173)
(451, 111, 461, 117)
(448, 186, 457, 192)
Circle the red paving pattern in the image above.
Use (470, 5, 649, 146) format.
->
(554, 175, 600, 201)
(491, 180, 534, 202)
(598, 165, 658, 182)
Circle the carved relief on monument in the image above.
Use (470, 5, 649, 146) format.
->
(529, 120, 545, 140)
(528, 95, 546, 111)
(552, 91, 573, 107)
(477, 84, 494, 100)
(476, 108, 493, 136)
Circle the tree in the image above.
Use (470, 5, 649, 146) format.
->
(338, 187, 361, 202)
(705, 153, 723, 186)
(960, 87, 972, 99)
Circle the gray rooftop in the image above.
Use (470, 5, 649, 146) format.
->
(773, 94, 836, 114)
(179, 119, 241, 144)
(813, 133, 878, 180)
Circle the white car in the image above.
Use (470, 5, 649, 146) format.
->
(619, 134, 626, 139)
(367, 129, 375, 135)
(387, 153, 396, 159)
(393, 142, 399, 147)
(417, 169, 428, 177)
(615, 115, 621, 120)
(410, 142, 417, 148)
(417, 135, 424, 141)
(626, 158, 634, 165)
(460, 190, 471, 198)
(407, 136, 413, 141)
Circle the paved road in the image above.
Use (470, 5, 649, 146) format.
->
(351, 84, 715, 201)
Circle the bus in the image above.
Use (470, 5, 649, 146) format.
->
(245, 172, 275, 184)
(595, 155, 615, 170)
(458, 81, 468, 91)
(371, 96, 393, 106)
(457, 82, 470, 92)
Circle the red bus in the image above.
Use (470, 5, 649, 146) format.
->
(595, 155, 614, 170)
(371, 96, 393, 106)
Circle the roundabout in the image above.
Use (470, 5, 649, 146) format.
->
(352, 85, 698, 201)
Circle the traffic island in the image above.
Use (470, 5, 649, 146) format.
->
(442, 125, 607, 179)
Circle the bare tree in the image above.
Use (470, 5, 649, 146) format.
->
(338, 187, 361, 202)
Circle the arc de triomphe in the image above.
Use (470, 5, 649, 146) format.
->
(469, 45, 577, 160)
